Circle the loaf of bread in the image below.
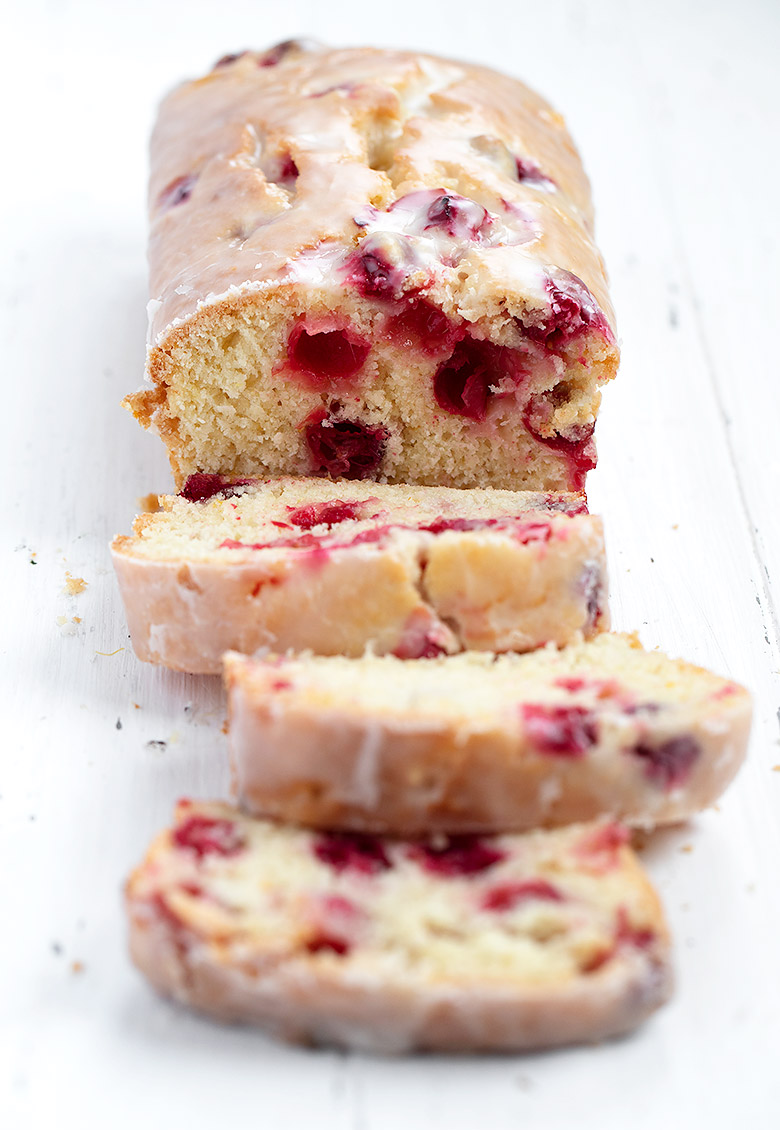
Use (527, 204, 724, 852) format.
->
(225, 633, 751, 835)
(112, 476, 607, 673)
(126, 800, 671, 1052)
(126, 41, 618, 492)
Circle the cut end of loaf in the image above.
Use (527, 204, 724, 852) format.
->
(134, 277, 617, 491)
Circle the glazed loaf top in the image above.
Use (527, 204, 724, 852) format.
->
(147, 40, 615, 347)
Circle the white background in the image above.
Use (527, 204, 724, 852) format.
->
(2, 0, 779, 1125)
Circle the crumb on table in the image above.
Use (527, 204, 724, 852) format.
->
(64, 571, 88, 595)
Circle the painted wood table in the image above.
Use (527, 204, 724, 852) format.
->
(2, 0, 778, 1125)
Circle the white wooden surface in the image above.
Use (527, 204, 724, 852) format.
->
(2, 0, 779, 1125)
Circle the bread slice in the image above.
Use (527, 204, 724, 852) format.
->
(225, 633, 751, 835)
(111, 477, 607, 674)
(126, 43, 618, 492)
(126, 800, 671, 1052)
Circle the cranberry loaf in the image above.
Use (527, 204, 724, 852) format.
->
(112, 476, 607, 673)
(127, 800, 671, 1052)
(126, 42, 618, 492)
(225, 633, 751, 836)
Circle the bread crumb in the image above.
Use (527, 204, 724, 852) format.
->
(138, 493, 162, 514)
(679, 844, 693, 854)
(64, 571, 88, 595)
(772, 765, 780, 772)
(133, 703, 141, 709)
(56, 615, 68, 626)
(221, 719, 229, 735)
(71, 960, 84, 975)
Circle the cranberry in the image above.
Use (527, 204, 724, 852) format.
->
(387, 297, 459, 354)
(523, 290, 586, 347)
(347, 525, 393, 546)
(219, 533, 323, 552)
(630, 736, 700, 788)
(286, 500, 367, 529)
(173, 815, 245, 858)
(616, 907, 655, 950)
(212, 51, 248, 69)
(266, 152, 298, 184)
(420, 517, 495, 535)
(344, 245, 407, 301)
(515, 157, 556, 190)
(415, 637, 449, 658)
(257, 39, 303, 66)
(392, 608, 452, 659)
(314, 833, 391, 875)
(180, 473, 255, 502)
(305, 933, 351, 955)
(553, 675, 621, 699)
(157, 173, 197, 211)
(523, 411, 597, 492)
(287, 324, 369, 386)
(434, 340, 503, 421)
(423, 192, 491, 240)
(580, 563, 605, 630)
(304, 894, 361, 954)
(555, 676, 588, 693)
(481, 879, 563, 911)
(393, 632, 449, 660)
(522, 704, 597, 756)
(576, 823, 630, 870)
(512, 519, 553, 545)
(713, 683, 740, 700)
(520, 274, 610, 350)
(305, 410, 388, 479)
(409, 837, 506, 877)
